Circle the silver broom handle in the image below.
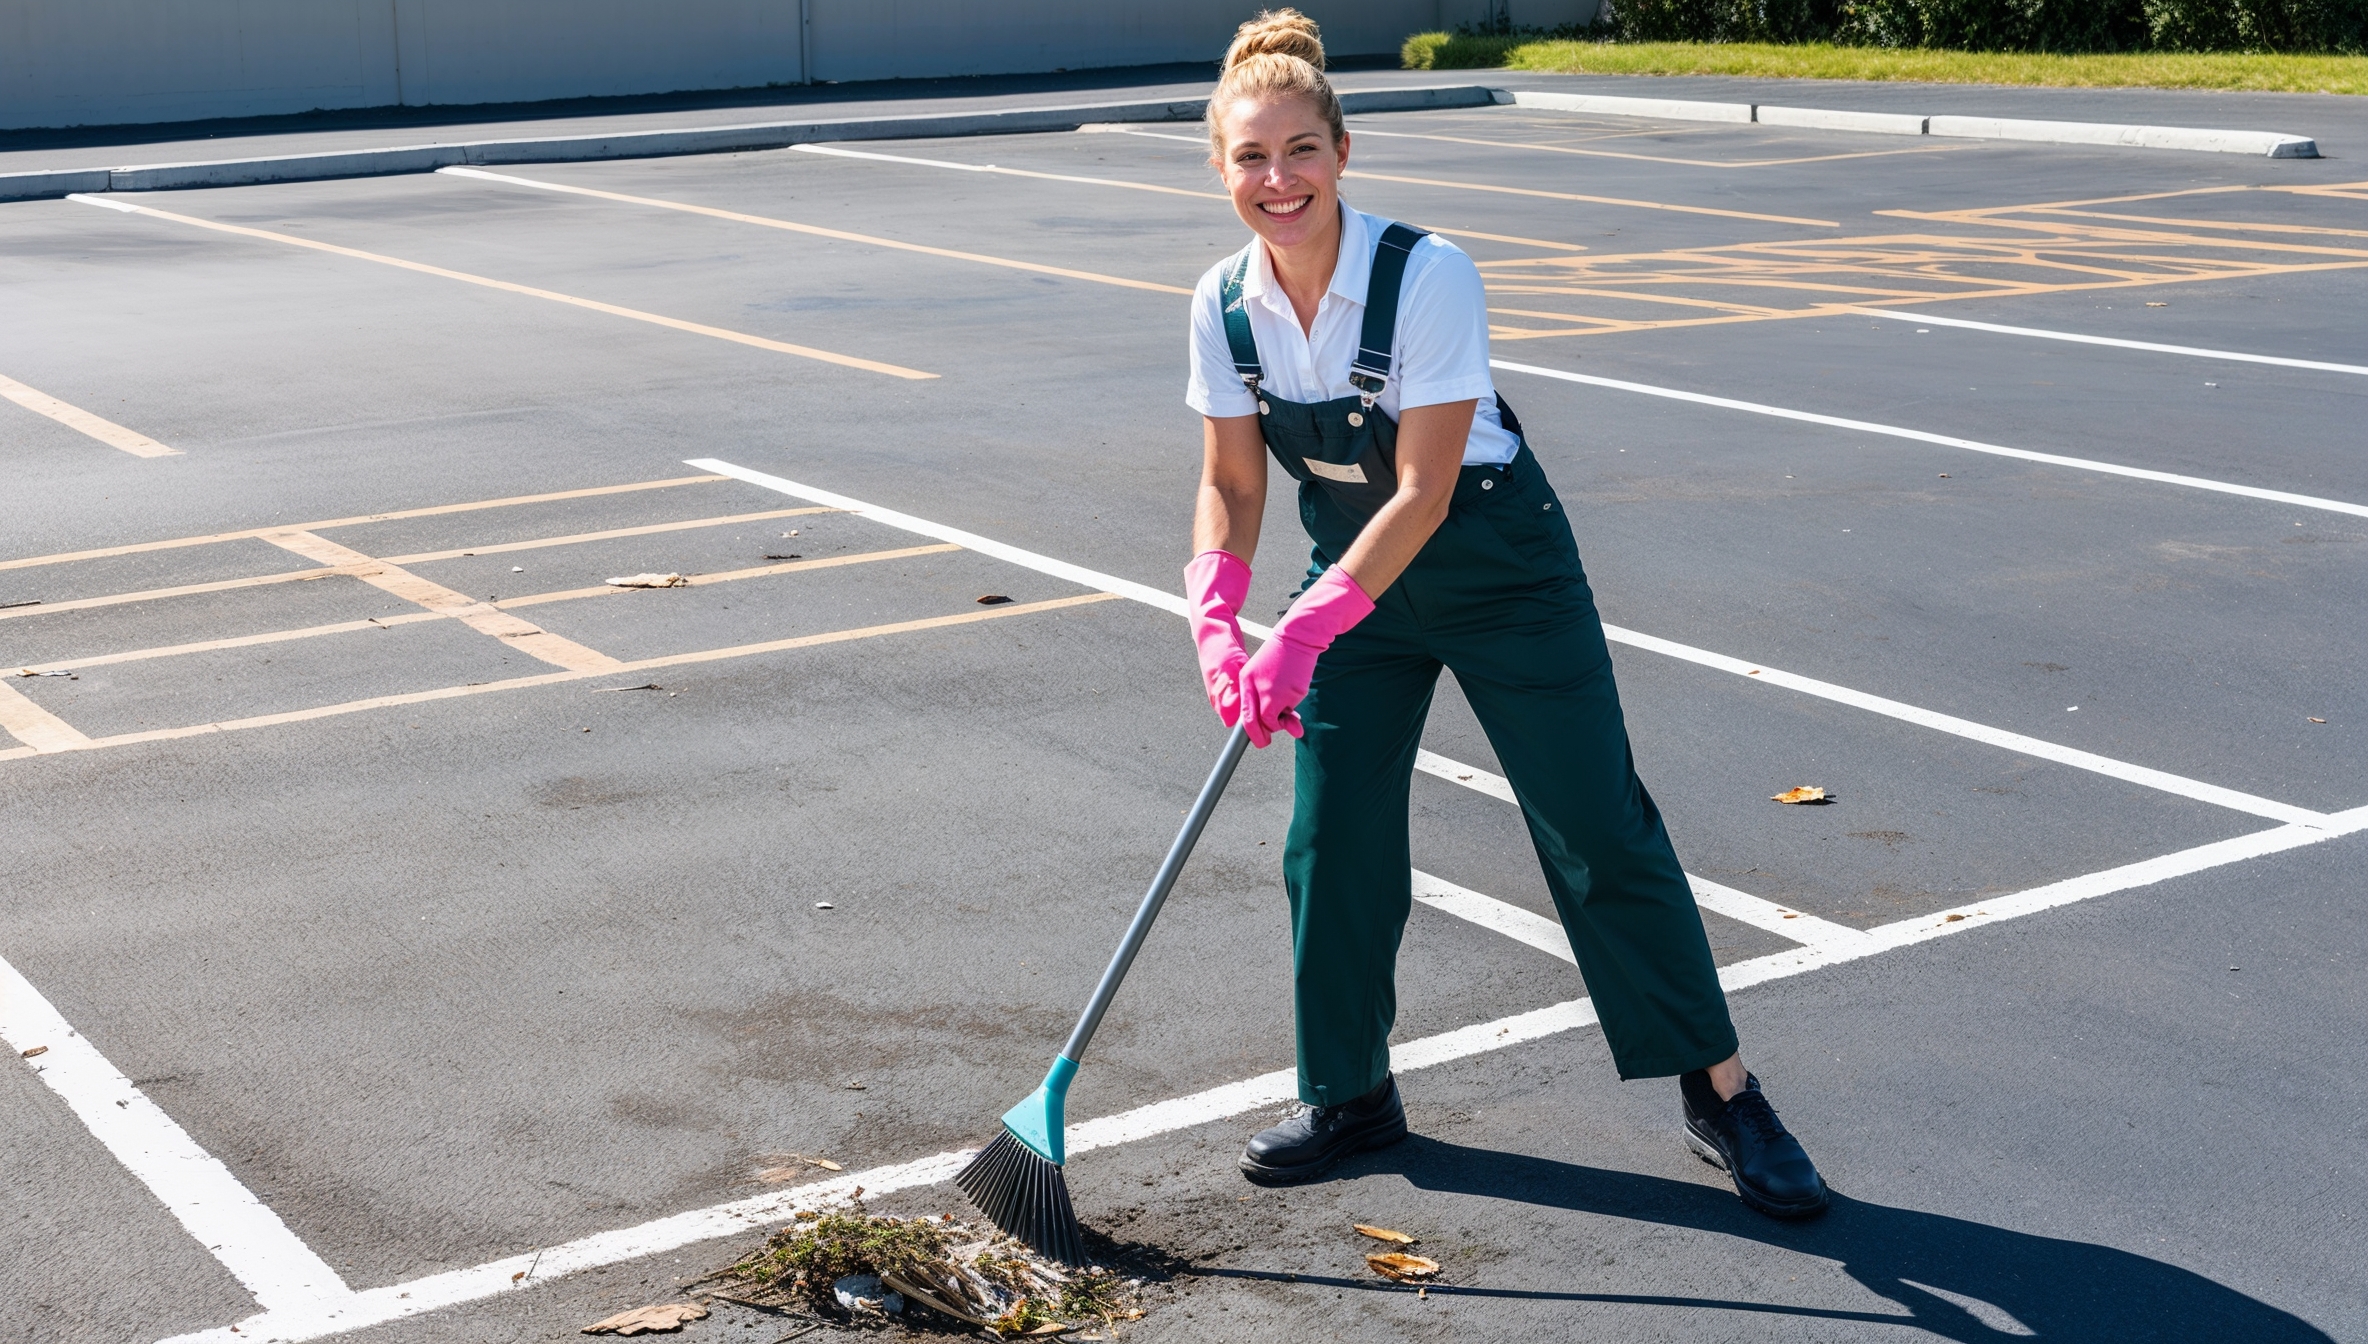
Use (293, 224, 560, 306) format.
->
(1058, 723, 1253, 1064)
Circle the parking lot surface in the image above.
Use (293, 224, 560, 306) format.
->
(3, 73, 2364, 1344)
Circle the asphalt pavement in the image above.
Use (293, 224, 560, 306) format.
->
(2, 71, 2363, 1344)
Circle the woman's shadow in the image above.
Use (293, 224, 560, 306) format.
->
(1209, 1135, 2330, 1341)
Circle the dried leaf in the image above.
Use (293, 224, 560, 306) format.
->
(977, 595, 1013, 606)
(809, 1158, 843, 1171)
(582, 1302, 708, 1335)
(1770, 786, 1827, 805)
(21, 1045, 48, 1058)
(1366, 1252, 1440, 1282)
(1026, 1325, 1068, 1337)
(1944, 913, 1966, 923)
(1353, 1224, 1417, 1246)
(2309, 717, 2327, 724)
(606, 573, 687, 589)
(2145, 301, 2168, 307)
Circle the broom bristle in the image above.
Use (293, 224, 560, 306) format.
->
(956, 1129, 1086, 1267)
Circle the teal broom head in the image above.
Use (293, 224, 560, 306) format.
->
(956, 1058, 1084, 1265)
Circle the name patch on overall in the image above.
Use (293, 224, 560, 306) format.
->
(1304, 458, 1368, 484)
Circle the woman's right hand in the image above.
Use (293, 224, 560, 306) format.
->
(1184, 549, 1253, 726)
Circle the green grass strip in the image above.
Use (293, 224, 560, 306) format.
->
(1403, 35, 2368, 95)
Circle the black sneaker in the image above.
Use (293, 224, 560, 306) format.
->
(1681, 1070, 1829, 1219)
(1239, 1074, 1408, 1185)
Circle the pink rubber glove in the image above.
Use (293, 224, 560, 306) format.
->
(1236, 565, 1375, 748)
(1184, 549, 1253, 727)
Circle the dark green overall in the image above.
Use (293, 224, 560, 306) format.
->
(1222, 225, 1738, 1104)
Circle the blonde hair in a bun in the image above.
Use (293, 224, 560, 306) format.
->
(1207, 9, 1343, 160)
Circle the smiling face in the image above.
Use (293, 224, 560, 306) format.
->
(1211, 93, 1350, 255)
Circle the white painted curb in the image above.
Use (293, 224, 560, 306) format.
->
(0, 84, 1497, 203)
(1507, 87, 2317, 158)
(1510, 90, 1754, 123)
(1925, 113, 2318, 157)
(1756, 104, 1929, 136)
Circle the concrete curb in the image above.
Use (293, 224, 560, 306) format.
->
(1507, 89, 2317, 158)
(0, 84, 1498, 203)
(1508, 90, 1752, 123)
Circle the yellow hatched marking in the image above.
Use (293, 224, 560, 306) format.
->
(0, 681, 90, 752)
(381, 507, 835, 564)
(0, 373, 180, 458)
(78, 197, 937, 381)
(0, 475, 727, 573)
(0, 565, 359, 622)
(16, 544, 960, 675)
(1466, 205, 2368, 339)
(1344, 169, 1840, 228)
(42, 594, 1116, 756)
(445, 169, 1194, 296)
(261, 531, 622, 672)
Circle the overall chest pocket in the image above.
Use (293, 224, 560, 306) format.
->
(1264, 394, 1399, 528)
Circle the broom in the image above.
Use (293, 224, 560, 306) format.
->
(957, 723, 1253, 1265)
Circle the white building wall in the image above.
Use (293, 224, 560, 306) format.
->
(0, 0, 1594, 131)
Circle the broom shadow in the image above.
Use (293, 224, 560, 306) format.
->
(1206, 1135, 2336, 1342)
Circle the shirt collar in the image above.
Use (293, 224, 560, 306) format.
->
(1244, 201, 1372, 312)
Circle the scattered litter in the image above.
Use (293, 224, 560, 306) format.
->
(977, 594, 1013, 605)
(0, 599, 39, 609)
(1770, 786, 1830, 805)
(783, 530, 800, 537)
(512, 566, 525, 573)
(607, 573, 688, 588)
(709, 1209, 1148, 1336)
(1914, 328, 1929, 333)
(1937, 473, 1949, 478)
(1418, 1286, 1429, 1300)
(832, 1274, 902, 1315)
(844, 1081, 868, 1091)
(1353, 1224, 1417, 1246)
(2309, 717, 2327, 724)
(2146, 301, 2168, 307)
(591, 683, 662, 694)
(15, 668, 71, 677)
(2205, 382, 2217, 387)
(581, 1302, 709, 1335)
(21, 1046, 47, 1058)
(815, 902, 834, 910)
(1365, 1252, 1441, 1282)
(2067, 706, 2079, 712)
(759, 1155, 848, 1182)
(764, 554, 802, 561)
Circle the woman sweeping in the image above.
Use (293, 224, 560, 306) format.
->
(1182, 11, 1827, 1218)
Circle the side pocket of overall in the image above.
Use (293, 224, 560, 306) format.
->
(1476, 461, 1582, 577)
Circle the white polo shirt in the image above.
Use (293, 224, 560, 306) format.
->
(1185, 202, 1518, 466)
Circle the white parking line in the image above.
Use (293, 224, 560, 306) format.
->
(1856, 308, 2368, 376)
(1411, 752, 1872, 947)
(0, 952, 349, 1314)
(163, 800, 2368, 1343)
(1491, 358, 2368, 521)
(693, 458, 2324, 825)
(1601, 624, 2323, 826)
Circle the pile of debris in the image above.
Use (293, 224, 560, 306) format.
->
(700, 1208, 1146, 1336)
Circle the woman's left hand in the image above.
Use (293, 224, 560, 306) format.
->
(1237, 565, 1373, 747)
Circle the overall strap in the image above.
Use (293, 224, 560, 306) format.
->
(1348, 222, 1430, 402)
(1218, 244, 1264, 391)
